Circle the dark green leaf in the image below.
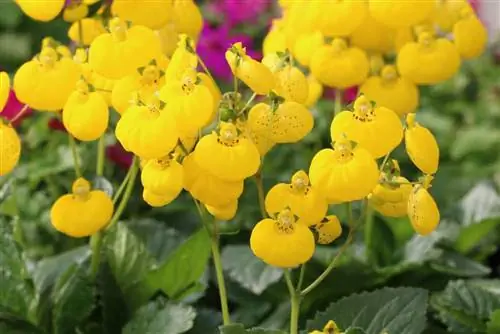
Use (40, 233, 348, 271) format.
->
(430, 250, 491, 277)
(0, 2, 23, 29)
(365, 214, 397, 267)
(51, 265, 94, 334)
(98, 261, 129, 334)
(221, 245, 283, 295)
(123, 300, 196, 334)
(187, 308, 221, 334)
(487, 309, 500, 334)
(306, 287, 428, 334)
(219, 324, 246, 334)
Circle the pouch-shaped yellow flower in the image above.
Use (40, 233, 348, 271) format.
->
(305, 75, 323, 108)
(51, 178, 113, 237)
(164, 35, 198, 82)
(88, 18, 163, 80)
(143, 189, 176, 208)
(141, 157, 183, 205)
(319, 0, 368, 37)
(63, 2, 88, 22)
(368, 0, 434, 28)
(310, 38, 369, 89)
(293, 31, 324, 67)
(63, 80, 109, 141)
(453, 9, 487, 60)
(14, 47, 80, 111)
(0, 121, 21, 176)
(194, 122, 260, 182)
(183, 154, 244, 207)
(309, 139, 379, 203)
(360, 65, 419, 117)
(247, 102, 314, 145)
(17, 0, 64, 21)
(112, 0, 173, 30)
(369, 174, 412, 218)
(404, 113, 439, 175)
(397, 32, 461, 85)
(198, 72, 222, 124)
(115, 99, 178, 159)
(350, 15, 394, 53)
(263, 19, 287, 56)
(226, 43, 275, 95)
(265, 170, 328, 226)
(433, 0, 470, 32)
(172, 0, 203, 41)
(331, 95, 403, 159)
(315, 215, 342, 245)
(206, 201, 238, 221)
(281, 1, 322, 48)
(0, 72, 10, 112)
(159, 69, 214, 136)
(157, 21, 179, 58)
(273, 65, 309, 104)
(68, 18, 106, 46)
(408, 180, 440, 236)
(240, 119, 276, 157)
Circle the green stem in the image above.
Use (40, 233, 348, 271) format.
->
(89, 231, 102, 280)
(106, 157, 138, 229)
(112, 163, 134, 205)
(238, 92, 257, 115)
(333, 88, 343, 118)
(364, 205, 375, 265)
(96, 136, 105, 177)
(297, 264, 306, 291)
(197, 54, 216, 87)
(211, 238, 231, 325)
(285, 270, 300, 334)
(68, 135, 82, 178)
(254, 169, 267, 218)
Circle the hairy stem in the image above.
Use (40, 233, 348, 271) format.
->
(68, 135, 82, 178)
(285, 270, 300, 334)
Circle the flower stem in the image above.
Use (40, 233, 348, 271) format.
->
(8, 104, 30, 125)
(238, 92, 257, 115)
(254, 168, 267, 218)
(285, 270, 300, 334)
(297, 264, 306, 291)
(333, 88, 343, 118)
(112, 163, 134, 205)
(68, 135, 82, 178)
(96, 136, 105, 177)
(106, 156, 138, 229)
(364, 204, 375, 265)
(197, 54, 217, 87)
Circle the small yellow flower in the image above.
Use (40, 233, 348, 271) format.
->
(0, 121, 21, 176)
(265, 170, 328, 226)
(273, 65, 309, 104)
(111, 0, 173, 30)
(250, 208, 315, 268)
(51, 178, 114, 237)
(0, 72, 10, 112)
(206, 201, 238, 221)
(315, 216, 342, 245)
(292, 31, 324, 67)
(368, 0, 434, 28)
(63, 2, 88, 22)
(331, 95, 403, 159)
(164, 34, 198, 82)
(350, 15, 395, 54)
(17, 0, 65, 22)
(141, 157, 184, 206)
(404, 113, 439, 175)
(193, 122, 260, 182)
(305, 75, 323, 108)
(369, 171, 412, 218)
(433, 0, 470, 32)
(309, 320, 342, 334)
(263, 19, 287, 56)
(408, 176, 440, 236)
(453, 8, 488, 60)
(172, 0, 203, 42)
(319, 0, 368, 37)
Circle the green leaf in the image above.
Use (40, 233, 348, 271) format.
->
(451, 127, 500, 160)
(460, 181, 500, 226)
(487, 309, 500, 334)
(135, 228, 211, 302)
(104, 223, 155, 294)
(430, 250, 491, 277)
(0, 2, 23, 29)
(123, 300, 196, 334)
(221, 245, 283, 295)
(305, 287, 428, 334)
(0, 221, 34, 319)
(455, 218, 500, 254)
(219, 324, 286, 334)
(187, 308, 221, 334)
(365, 214, 397, 267)
(51, 265, 94, 334)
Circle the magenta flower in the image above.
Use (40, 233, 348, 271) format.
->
(1, 90, 32, 127)
(106, 143, 133, 170)
(197, 24, 262, 81)
(209, 0, 270, 26)
(48, 117, 67, 132)
(324, 87, 359, 105)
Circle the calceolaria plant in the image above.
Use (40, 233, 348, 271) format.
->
(0, 0, 496, 333)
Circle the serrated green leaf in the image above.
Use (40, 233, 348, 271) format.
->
(51, 265, 94, 334)
(487, 309, 500, 334)
(305, 287, 428, 334)
(187, 308, 221, 334)
(455, 218, 500, 254)
(221, 245, 283, 295)
(123, 300, 196, 334)
(460, 181, 500, 226)
(451, 127, 500, 160)
(430, 250, 491, 277)
(219, 323, 287, 334)
(98, 261, 129, 334)
(247, 329, 286, 333)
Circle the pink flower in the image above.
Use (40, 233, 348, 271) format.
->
(209, 0, 270, 26)
(48, 117, 67, 132)
(106, 143, 133, 170)
(1, 90, 32, 127)
(324, 87, 359, 105)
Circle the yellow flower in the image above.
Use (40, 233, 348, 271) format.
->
(183, 154, 244, 207)
(0, 121, 21, 176)
(68, 18, 106, 46)
(331, 95, 403, 159)
(404, 113, 439, 175)
(159, 68, 214, 136)
(239, 119, 276, 157)
(309, 138, 379, 203)
(14, 46, 80, 111)
(350, 14, 395, 53)
(360, 65, 419, 117)
(433, 0, 470, 32)
(369, 170, 412, 218)
(315, 216, 342, 245)
(368, 0, 434, 28)
(263, 19, 287, 56)
(172, 0, 203, 42)
(310, 38, 369, 89)
(453, 8, 488, 60)
(206, 201, 238, 221)
(51, 178, 113, 237)
(226, 42, 275, 95)
(408, 176, 440, 236)
(63, 3, 88, 22)
(305, 75, 323, 108)
(265, 170, 328, 226)
(293, 31, 324, 67)
(88, 18, 163, 80)
(164, 34, 198, 82)
(157, 22, 179, 58)
(397, 32, 461, 85)
(273, 65, 309, 104)
(193, 122, 260, 182)
(115, 97, 178, 159)
(17, 0, 65, 22)
(319, 0, 368, 37)
(247, 102, 314, 144)
(0, 72, 10, 112)
(198, 72, 222, 126)
(143, 189, 176, 208)
(141, 157, 183, 206)
(111, 0, 173, 30)
(63, 80, 109, 141)
(250, 208, 315, 268)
